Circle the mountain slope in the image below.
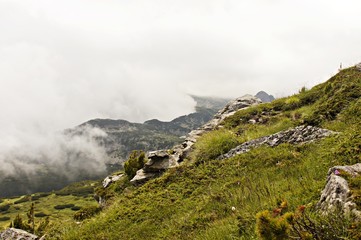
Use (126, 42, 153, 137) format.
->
(47, 65, 360, 239)
(69, 95, 229, 163)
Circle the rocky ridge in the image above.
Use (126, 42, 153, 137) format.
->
(130, 95, 262, 184)
(318, 163, 361, 218)
(218, 125, 336, 160)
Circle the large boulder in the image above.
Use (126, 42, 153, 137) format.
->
(0, 228, 39, 240)
(318, 163, 361, 218)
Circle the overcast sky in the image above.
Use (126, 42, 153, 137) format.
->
(1, 0, 361, 134)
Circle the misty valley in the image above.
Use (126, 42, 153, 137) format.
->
(0, 95, 230, 198)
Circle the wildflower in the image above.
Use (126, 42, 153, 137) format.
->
(334, 169, 340, 175)
(231, 207, 236, 211)
(298, 205, 306, 213)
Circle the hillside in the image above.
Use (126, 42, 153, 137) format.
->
(0, 96, 229, 198)
(40, 65, 361, 239)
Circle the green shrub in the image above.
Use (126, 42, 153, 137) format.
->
(54, 204, 75, 210)
(71, 206, 82, 211)
(73, 206, 101, 221)
(0, 204, 10, 212)
(192, 129, 238, 163)
(124, 150, 146, 179)
(0, 216, 10, 221)
(14, 196, 31, 204)
(34, 212, 48, 218)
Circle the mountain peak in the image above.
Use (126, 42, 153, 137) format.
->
(255, 91, 275, 102)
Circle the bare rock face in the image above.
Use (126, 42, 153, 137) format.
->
(130, 95, 262, 185)
(102, 173, 124, 188)
(130, 169, 156, 185)
(318, 163, 361, 218)
(0, 228, 39, 240)
(218, 125, 336, 160)
(130, 150, 179, 184)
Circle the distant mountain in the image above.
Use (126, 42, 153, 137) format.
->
(69, 95, 230, 165)
(255, 91, 275, 102)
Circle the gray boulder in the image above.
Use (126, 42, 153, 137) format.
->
(102, 173, 124, 188)
(318, 163, 361, 218)
(130, 169, 156, 185)
(0, 228, 39, 240)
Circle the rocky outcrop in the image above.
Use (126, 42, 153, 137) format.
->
(130, 150, 179, 185)
(317, 163, 361, 218)
(218, 125, 336, 160)
(130, 95, 262, 184)
(102, 174, 124, 188)
(0, 228, 39, 240)
(178, 95, 262, 160)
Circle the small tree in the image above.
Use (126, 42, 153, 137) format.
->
(9, 203, 49, 236)
(27, 203, 35, 233)
(124, 150, 146, 179)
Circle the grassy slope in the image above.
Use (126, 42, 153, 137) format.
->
(45, 67, 360, 239)
(0, 181, 100, 230)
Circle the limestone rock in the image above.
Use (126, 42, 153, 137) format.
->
(130, 169, 156, 185)
(318, 163, 361, 218)
(102, 173, 124, 188)
(0, 228, 39, 240)
(218, 125, 336, 160)
(143, 150, 179, 172)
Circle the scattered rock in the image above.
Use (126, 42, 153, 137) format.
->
(218, 125, 336, 160)
(102, 173, 124, 188)
(0, 228, 39, 240)
(317, 163, 361, 218)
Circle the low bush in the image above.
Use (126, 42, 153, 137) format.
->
(73, 206, 101, 221)
(34, 212, 48, 218)
(54, 204, 75, 210)
(14, 196, 31, 204)
(0, 204, 11, 212)
(71, 206, 82, 211)
(124, 150, 147, 179)
(0, 216, 10, 221)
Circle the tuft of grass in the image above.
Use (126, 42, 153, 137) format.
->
(191, 129, 239, 163)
